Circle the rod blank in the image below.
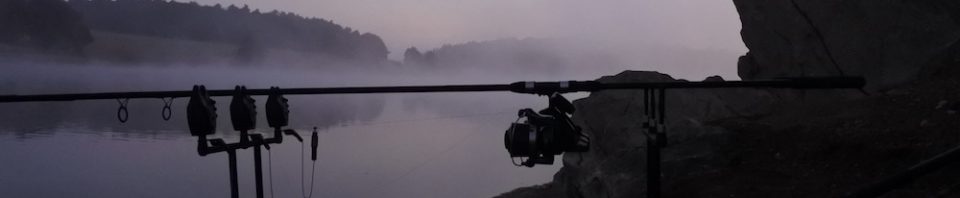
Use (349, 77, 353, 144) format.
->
(0, 76, 864, 103)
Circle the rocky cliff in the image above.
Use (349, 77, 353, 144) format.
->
(498, 1, 960, 197)
(735, 0, 960, 90)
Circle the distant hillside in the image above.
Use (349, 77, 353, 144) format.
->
(81, 30, 237, 64)
(0, 0, 93, 54)
(67, 0, 388, 62)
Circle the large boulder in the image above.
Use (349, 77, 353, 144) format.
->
(735, 0, 960, 90)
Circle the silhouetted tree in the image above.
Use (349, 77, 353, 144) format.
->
(403, 47, 423, 65)
(356, 33, 389, 61)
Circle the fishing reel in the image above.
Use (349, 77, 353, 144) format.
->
(505, 93, 589, 167)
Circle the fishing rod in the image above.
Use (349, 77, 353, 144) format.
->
(0, 76, 865, 198)
(0, 76, 863, 103)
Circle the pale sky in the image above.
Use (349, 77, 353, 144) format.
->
(189, 0, 747, 60)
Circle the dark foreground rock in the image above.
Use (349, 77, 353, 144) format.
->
(498, 1, 960, 197)
(735, 0, 960, 91)
(498, 65, 960, 197)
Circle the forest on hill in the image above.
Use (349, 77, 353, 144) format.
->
(0, 0, 388, 63)
(0, 0, 93, 54)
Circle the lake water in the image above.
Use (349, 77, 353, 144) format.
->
(0, 63, 620, 198)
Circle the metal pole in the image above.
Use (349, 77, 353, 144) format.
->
(658, 89, 665, 126)
(644, 89, 651, 117)
(254, 145, 264, 198)
(642, 88, 667, 198)
(227, 150, 239, 198)
(647, 136, 661, 198)
(642, 88, 661, 198)
(657, 88, 667, 147)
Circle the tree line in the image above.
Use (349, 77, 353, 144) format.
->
(0, 0, 93, 54)
(1, 0, 388, 62)
(68, 0, 388, 61)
